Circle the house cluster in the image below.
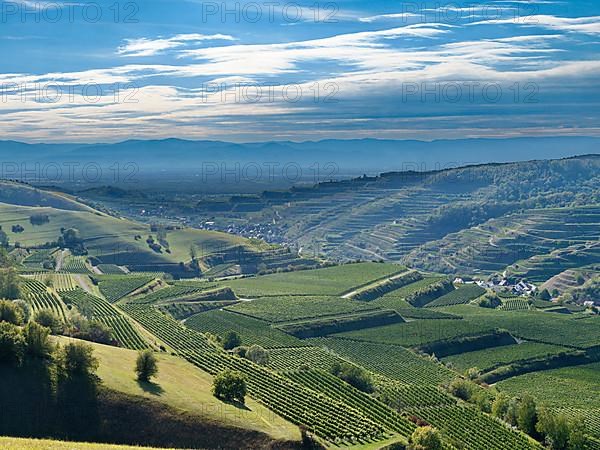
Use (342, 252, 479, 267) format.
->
(454, 277, 538, 296)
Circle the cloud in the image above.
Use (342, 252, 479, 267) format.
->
(117, 33, 236, 57)
(471, 15, 600, 35)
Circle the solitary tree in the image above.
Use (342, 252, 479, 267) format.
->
(222, 331, 242, 350)
(245, 345, 269, 366)
(408, 426, 443, 450)
(212, 370, 247, 404)
(135, 349, 159, 382)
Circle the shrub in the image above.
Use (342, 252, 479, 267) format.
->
(478, 292, 501, 308)
(12, 299, 31, 322)
(330, 361, 374, 393)
(517, 394, 538, 437)
(0, 299, 23, 325)
(491, 392, 510, 419)
(448, 377, 474, 401)
(212, 369, 247, 404)
(0, 321, 25, 364)
(408, 426, 443, 450)
(34, 309, 63, 334)
(245, 345, 269, 366)
(222, 330, 242, 350)
(135, 349, 159, 382)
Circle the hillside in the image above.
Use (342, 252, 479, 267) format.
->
(0, 183, 316, 276)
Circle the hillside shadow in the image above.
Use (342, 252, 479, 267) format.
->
(137, 380, 165, 396)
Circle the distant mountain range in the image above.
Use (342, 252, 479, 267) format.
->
(0, 136, 598, 177)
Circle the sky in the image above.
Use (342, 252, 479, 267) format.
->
(0, 0, 599, 142)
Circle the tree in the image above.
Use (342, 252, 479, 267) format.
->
(539, 289, 552, 301)
(23, 321, 53, 358)
(330, 361, 374, 393)
(505, 396, 520, 426)
(222, 331, 242, 350)
(56, 342, 98, 377)
(135, 350, 158, 382)
(517, 394, 538, 436)
(568, 416, 587, 450)
(34, 309, 63, 334)
(408, 426, 443, 450)
(0, 321, 25, 364)
(12, 299, 31, 322)
(245, 345, 269, 366)
(213, 370, 247, 404)
(448, 378, 474, 401)
(0, 268, 22, 299)
(0, 299, 23, 325)
(491, 392, 510, 419)
(478, 292, 501, 308)
(537, 407, 570, 450)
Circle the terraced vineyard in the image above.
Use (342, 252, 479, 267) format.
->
(159, 301, 238, 320)
(21, 279, 67, 320)
(120, 304, 390, 444)
(308, 337, 455, 385)
(96, 275, 156, 303)
(185, 310, 303, 348)
(60, 289, 148, 350)
(372, 276, 446, 309)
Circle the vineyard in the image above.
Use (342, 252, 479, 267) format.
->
(96, 264, 127, 274)
(120, 304, 392, 444)
(185, 309, 303, 348)
(218, 262, 405, 297)
(424, 284, 486, 308)
(159, 301, 237, 320)
(372, 276, 446, 309)
(60, 255, 91, 273)
(335, 318, 495, 348)
(498, 297, 532, 311)
(24, 272, 78, 292)
(285, 369, 416, 437)
(307, 337, 455, 385)
(443, 342, 570, 372)
(131, 281, 220, 304)
(21, 279, 67, 320)
(405, 404, 539, 449)
(226, 295, 378, 323)
(60, 289, 148, 350)
(442, 306, 600, 349)
(96, 275, 156, 303)
(267, 346, 348, 372)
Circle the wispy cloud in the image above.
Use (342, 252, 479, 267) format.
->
(117, 33, 236, 57)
